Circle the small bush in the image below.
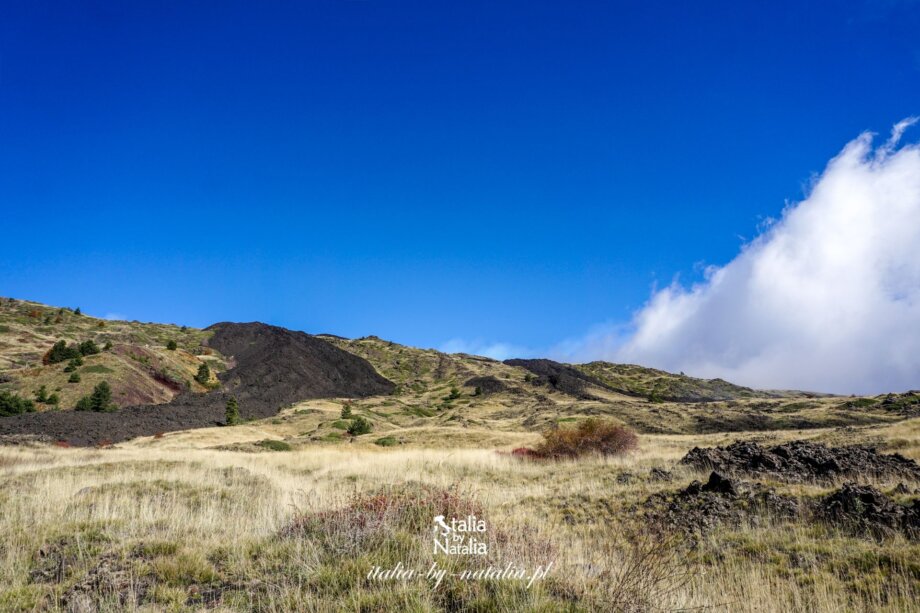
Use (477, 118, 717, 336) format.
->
(34, 385, 49, 403)
(43, 340, 80, 364)
(78, 340, 100, 356)
(76, 381, 114, 412)
(281, 482, 481, 554)
(534, 419, 638, 459)
(166, 340, 178, 351)
(340, 404, 353, 419)
(68, 372, 81, 383)
(374, 436, 399, 447)
(63, 356, 82, 372)
(347, 416, 373, 436)
(0, 390, 35, 417)
(47, 393, 60, 406)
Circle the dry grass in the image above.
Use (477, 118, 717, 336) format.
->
(0, 419, 918, 611)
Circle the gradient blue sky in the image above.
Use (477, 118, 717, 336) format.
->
(2, 1, 918, 354)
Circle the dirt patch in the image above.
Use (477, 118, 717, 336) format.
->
(680, 439, 920, 483)
(0, 322, 394, 446)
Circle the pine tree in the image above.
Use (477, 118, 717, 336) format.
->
(347, 416, 372, 436)
(340, 404, 353, 419)
(76, 381, 114, 412)
(225, 397, 240, 426)
(195, 363, 211, 385)
(78, 340, 100, 356)
(35, 385, 48, 403)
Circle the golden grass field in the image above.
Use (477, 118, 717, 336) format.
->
(2, 408, 920, 612)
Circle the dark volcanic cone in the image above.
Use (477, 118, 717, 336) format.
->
(0, 322, 394, 446)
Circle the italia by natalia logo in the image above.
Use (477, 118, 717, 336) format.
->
(432, 514, 488, 555)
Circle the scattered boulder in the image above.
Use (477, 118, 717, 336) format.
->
(648, 467, 673, 482)
(820, 483, 920, 539)
(645, 471, 799, 535)
(680, 439, 920, 483)
(702, 471, 737, 496)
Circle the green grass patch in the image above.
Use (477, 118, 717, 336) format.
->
(403, 406, 436, 418)
(330, 420, 351, 430)
(374, 436, 399, 447)
(82, 364, 115, 374)
(258, 439, 292, 452)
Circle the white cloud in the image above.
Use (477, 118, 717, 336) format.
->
(103, 312, 127, 321)
(608, 120, 920, 394)
(439, 338, 533, 362)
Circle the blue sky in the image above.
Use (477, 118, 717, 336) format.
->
(2, 1, 919, 368)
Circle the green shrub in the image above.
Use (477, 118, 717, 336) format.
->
(74, 307, 81, 315)
(331, 420, 350, 430)
(225, 397, 240, 426)
(0, 390, 35, 417)
(166, 340, 178, 351)
(47, 393, 60, 406)
(76, 381, 114, 412)
(44, 340, 80, 364)
(78, 340, 100, 356)
(194, 363, 210, 385)
(68, 372, 81, 383)
(347, 416, 372, 436)
(258, 439, 291, 452)
(34, 385, 48, 403)
(75, 396, 93, 411)
(374, 436, 399, 447)
(340, 404, 353, 419)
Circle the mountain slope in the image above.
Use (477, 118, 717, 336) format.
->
(0, 297, 225, 410)
(575, 361, 787, 402)
(0, 318, 394, 445)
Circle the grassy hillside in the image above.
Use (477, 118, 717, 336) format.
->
(0, 298, 225, 411)
(576, 361, 780, 402)
(305, 335, 899, 443)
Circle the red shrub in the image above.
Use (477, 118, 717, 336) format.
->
(53, 440, 71, 448)
(535, 419, 638, 459)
